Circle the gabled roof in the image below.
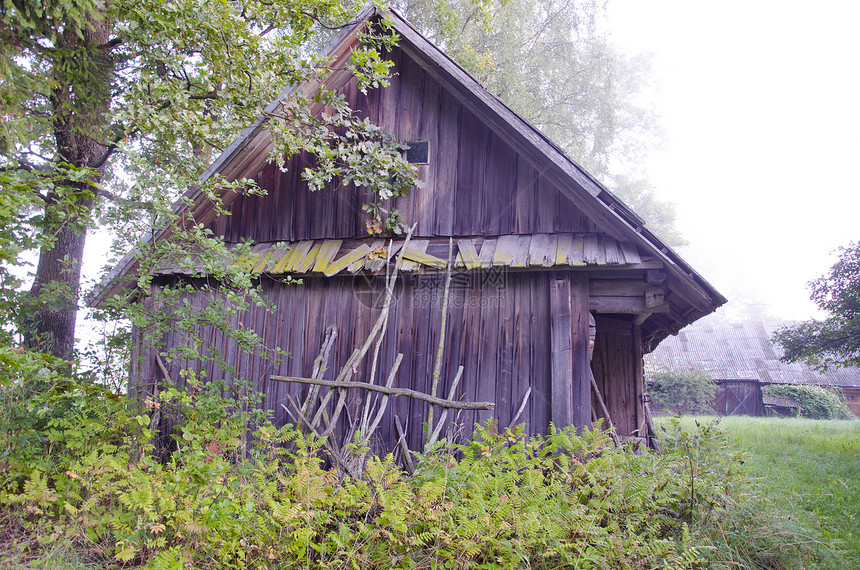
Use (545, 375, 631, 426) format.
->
(91, 6, 725, 347)
(646, 319, 860, 388)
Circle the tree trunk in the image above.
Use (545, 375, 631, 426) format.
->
(22, 16, 112, 361)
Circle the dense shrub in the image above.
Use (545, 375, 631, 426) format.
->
(647, 369, 716, 414)
(0, 350, 829, 569)
(764, 384, 855, 420)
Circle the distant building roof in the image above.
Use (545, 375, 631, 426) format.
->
(645, 319, 860, 388)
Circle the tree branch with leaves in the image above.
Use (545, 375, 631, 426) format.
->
(774, 242, 860, 371)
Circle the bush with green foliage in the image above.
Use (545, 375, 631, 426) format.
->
(764, 384, 854, 420)
(0, 351, 831, 569)
(647, 369, 716, 415)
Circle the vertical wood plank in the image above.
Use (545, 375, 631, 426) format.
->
(477, 238, 497, 268)
(604, 238, 622, 265)
(570, 273, 591, 429)
(417, 65, 441, 235)
(482, 131, 516, 235)
(380, 48, 402, 136)
(554, 183, 589, 233)
(395, 55, 425, 231)
(476, 274, 500, 427)
(511, 274, 531, 431)
(514, 155, 535, 234)
(433, 89, 459, 236)
(496, 280, 515, 427)
(550, 272, 573, 428)
(394, 278, 418, 449)
(536, 174, 556, 233)
(531, 274, 551, 433)
(292, 151, 309, 241)
(441, 285, 467, 441)
(461, 278, 484, 436)
(454, 109, 489, 235)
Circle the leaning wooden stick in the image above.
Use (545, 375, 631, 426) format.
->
(365, 353, 404, 439)
(271, 374, 494, 410)
(395, 414, 415, 474)
(589, 369, 621, 447)
(510, 386, 532, 428)
(301, 327, 337, 421)
(426, 365, 464, 448)
(427, 237, 454, 429)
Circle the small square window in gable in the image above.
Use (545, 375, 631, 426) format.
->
(405, 140, 430, 164)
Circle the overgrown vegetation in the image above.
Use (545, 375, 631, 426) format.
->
(764, 384, 854, 420)
(647, 369, 716, 415)
(661, 415, 860, 567)
(0, 351, 837, 569)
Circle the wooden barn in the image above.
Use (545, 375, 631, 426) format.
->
(94, 7, 726, 454)
(646, 319, 860, 417)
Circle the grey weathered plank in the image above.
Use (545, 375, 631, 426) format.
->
(493, 235, 518, 266)
(589, 280, 647, 297)
(569, 273, 591, 429)
(528, 234, 556, 267)
(510, 235, 531, 268)
(583, 234, 600, 265)
(514, 155, 535, 233)
(457, 239, 480, 270)
(589, 296, 670, 313)
(477, 238, 497, 268)
(477, 275, 501, 427)
(549, 273, 573, 427)
(604, 238, 622, 265)
(433, 88, 459, 236)
(620, 241, 641, 264)
(569, 235, 585, 265)
(555, 233, 573, 266)
(417, 67, 441, 235)
(511, 274, 531, 431)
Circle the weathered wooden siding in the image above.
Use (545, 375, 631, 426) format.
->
(209, 47, 598, 243)
(844, 388, 860, 418)
(715, 381, 763, 416)
(146, 271, 594, 453)
(590, 315, 643, 436)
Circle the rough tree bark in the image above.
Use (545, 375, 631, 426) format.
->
(22, 17, 112, 361)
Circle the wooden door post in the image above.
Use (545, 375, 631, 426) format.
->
(570, 273, 591, 428)
(550, 272, 591, 429)
(550, 273, 573, 427)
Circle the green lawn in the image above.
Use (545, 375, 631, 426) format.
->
(658, 415, 860, 567)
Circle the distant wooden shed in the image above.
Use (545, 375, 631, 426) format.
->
(647, 319, 860, 417)
(94, 8, 725, 452)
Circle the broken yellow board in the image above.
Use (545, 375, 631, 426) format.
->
(325, 244, 371, 276)
(293, 243, 322, 273)
(312, 240, 343, 273)
(457, 239, 480, 270)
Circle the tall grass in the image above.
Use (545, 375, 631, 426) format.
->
(659, 415, 860, 568)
